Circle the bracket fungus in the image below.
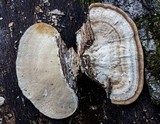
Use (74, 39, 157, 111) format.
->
(77, 3, 144, 105)
(16, 23, 78, 119)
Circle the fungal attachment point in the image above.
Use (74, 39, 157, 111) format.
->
(77, 3, 144, 105)
(16, 23, 78, 119)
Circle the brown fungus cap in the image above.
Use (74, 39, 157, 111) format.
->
(77, 3, 144, 105)
(16, 23, 78, 119)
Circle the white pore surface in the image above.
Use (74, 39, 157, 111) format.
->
(81, 7, 139, 101)
(16, 23, 77, 119)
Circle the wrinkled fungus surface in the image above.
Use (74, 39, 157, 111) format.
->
(77, 3, 144, 105)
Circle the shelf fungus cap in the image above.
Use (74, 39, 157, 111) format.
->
(16, 23, 78, 119)
(77, 3, 144, 105)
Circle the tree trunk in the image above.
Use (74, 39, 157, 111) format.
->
(0, 0, 159, 124)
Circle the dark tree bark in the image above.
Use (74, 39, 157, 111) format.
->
(0, 0, 160, 124)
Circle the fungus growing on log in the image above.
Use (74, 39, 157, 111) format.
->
(77, 3, 144, 105)
(16, 23, 78, 119)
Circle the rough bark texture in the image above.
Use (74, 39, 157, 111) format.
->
(0, 0, 160, 124)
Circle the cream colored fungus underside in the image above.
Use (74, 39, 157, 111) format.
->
(16, 23, 77, 119)
(83, 7, 139, 101)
